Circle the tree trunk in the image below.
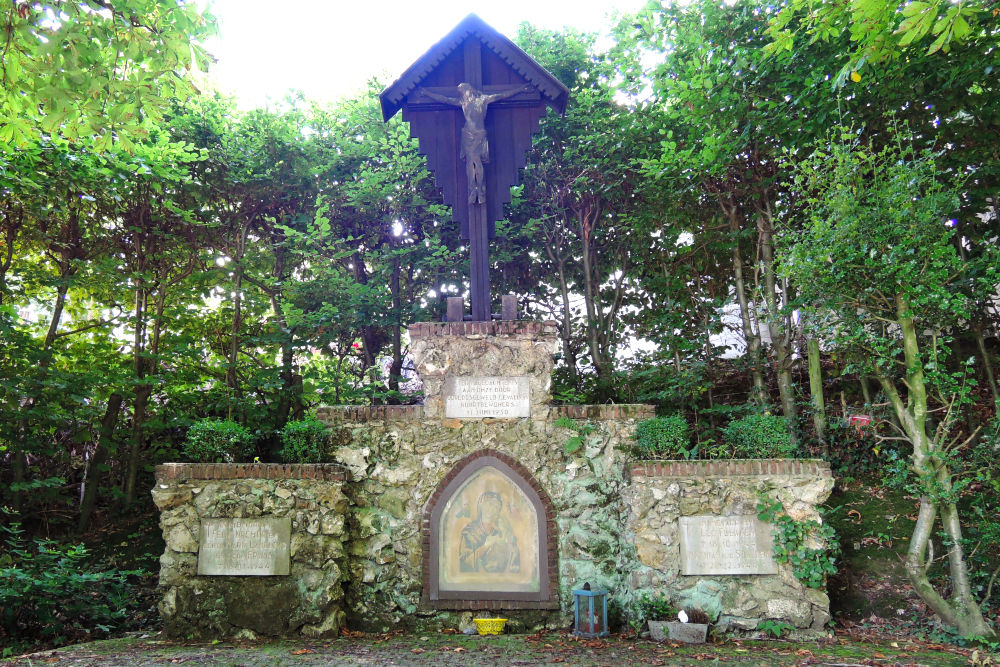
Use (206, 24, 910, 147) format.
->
(388, 256, 403, 402)
(973, 324, 999, 405)
(876, 294, 995, 637)
(723, 201, 765, 402)
(267, 247, 297, 426)
(577, 202, 614, 401)
(226, 221, 251, 420)
(13, 278, 71, 511)
(124, 287, 148, 507)
(78, 393, 123, 534)
(544, 222, 579, 386)
(807, 338, 826, 454)
(859, 375, 873, 407)
(757, 206, 797, 442)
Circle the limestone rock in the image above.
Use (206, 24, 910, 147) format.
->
(152, 486, 192, 510)
(766, 598, 813, 627)
(164, 524, 198, 553)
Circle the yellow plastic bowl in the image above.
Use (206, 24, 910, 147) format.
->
(473, 618, 508, 635)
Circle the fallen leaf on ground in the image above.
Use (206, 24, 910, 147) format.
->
(411, 648, 425, 654)
(291, 649, 314, 655)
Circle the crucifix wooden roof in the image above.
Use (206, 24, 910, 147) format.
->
(379, 14, 569, 321)
(378, 14, 569, 241)
(379, 14, 569, 122)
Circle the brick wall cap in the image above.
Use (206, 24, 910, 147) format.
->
(154, 462, 348, 484)
(629, 458, 831, 478)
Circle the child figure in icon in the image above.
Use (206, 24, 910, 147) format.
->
(458, 491, 520, 573)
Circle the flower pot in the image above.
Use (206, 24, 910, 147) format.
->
(473, 618, 508, 635)
(648, 620, 708, 643)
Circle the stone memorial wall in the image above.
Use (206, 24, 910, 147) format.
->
(625, 460, 834, 633)
(153, 321, 835, 639)
(152, 463, 349, 639)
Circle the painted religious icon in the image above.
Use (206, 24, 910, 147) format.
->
(459, 491, 520, 573)
(438, 465, 539, 593)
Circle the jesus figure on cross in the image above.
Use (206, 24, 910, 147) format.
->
(423, 82, 532, 204)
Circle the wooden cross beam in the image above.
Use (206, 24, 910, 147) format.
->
(378, 14, 569, 322)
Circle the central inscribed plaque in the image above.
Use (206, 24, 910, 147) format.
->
(197, 518, 291, 576)
(678, 515, 777, 575)
(438, 465, 540, 593)
(444, 376, 530, 419)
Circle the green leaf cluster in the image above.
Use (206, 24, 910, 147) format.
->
(181, 419, 256, 464)
(278, 418, 332, 464)
(757, 497, 840, 589)
(723, 413, 797, 459)
(0, 522, 140, 651)
(634, 415, 692, 458)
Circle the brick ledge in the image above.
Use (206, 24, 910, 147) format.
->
(316, 404, 655, 423)
(317, 405, 423, 422)
(630, 459, 831, 478)
(155, 463, 347, 483)
(552, 404, 655, 420)
(408, 320, 558, 339)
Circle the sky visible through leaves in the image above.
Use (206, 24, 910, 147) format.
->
(205, 0, 647, 108)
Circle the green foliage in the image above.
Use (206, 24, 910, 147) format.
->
(635, 415, 693, 458)
(758, 497, 840, 589)
(555, 417, 596, 456)
(756, 619, 795, 638)
(766, 0, 985, 82)
(181, 419, 256, 463)
(632, 592, 677, 629)
(0, 0, 216, 148)
(278, 418, 332, 464)
(0, 522, 140, 651)
(780, 128, 981, 381)
(724, 413, 797, 459)
(824, 414, 901, 476)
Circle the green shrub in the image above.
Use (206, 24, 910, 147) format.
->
(0, 523, 139, 652)
(723, 412, 796, 458)
(279, 418, 332, 463)
(630, 592, 677, 630)
(635, 415, 692, 458)
(181, 418, 256, 463)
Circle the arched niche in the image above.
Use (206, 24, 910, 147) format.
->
(423, 450, 558, 609)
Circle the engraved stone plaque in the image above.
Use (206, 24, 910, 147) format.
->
(444, 376, 530, 419)
(198, 518, 291, 576)
(678, 515, 777, 575)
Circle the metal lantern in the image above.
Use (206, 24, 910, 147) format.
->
(572, 583, 609, 638)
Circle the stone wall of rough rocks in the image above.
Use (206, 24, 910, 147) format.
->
(152, 321, 835, 638)
(152, 463, 349, 639)
(152, 453, 835, 637)
(625, 460, 835, 633)
(315, 403, 654, 633)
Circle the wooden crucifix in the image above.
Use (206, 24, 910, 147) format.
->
(379, 14, 569, 321)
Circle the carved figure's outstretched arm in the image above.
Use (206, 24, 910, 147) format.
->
(422, 89, 462, 106)
(482, 83, 533, 104)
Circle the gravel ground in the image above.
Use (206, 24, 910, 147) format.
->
(4, 631, 984, 667)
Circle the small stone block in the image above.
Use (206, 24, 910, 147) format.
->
(501, 294, 517, 320)
(666, 622, 708, 644)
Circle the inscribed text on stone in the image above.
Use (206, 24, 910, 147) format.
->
(444, 376, 530, 418)
(197, 518, 291, 576)
(678, 515, 777, 575)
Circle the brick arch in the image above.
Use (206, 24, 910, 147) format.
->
(421, 449, 559, 610)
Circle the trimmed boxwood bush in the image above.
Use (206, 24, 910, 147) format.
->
(181, 418, 256, 463)
(635, 414, 692, 458)
(723, 413, 796, 458)
(279, 417, 332, 463)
